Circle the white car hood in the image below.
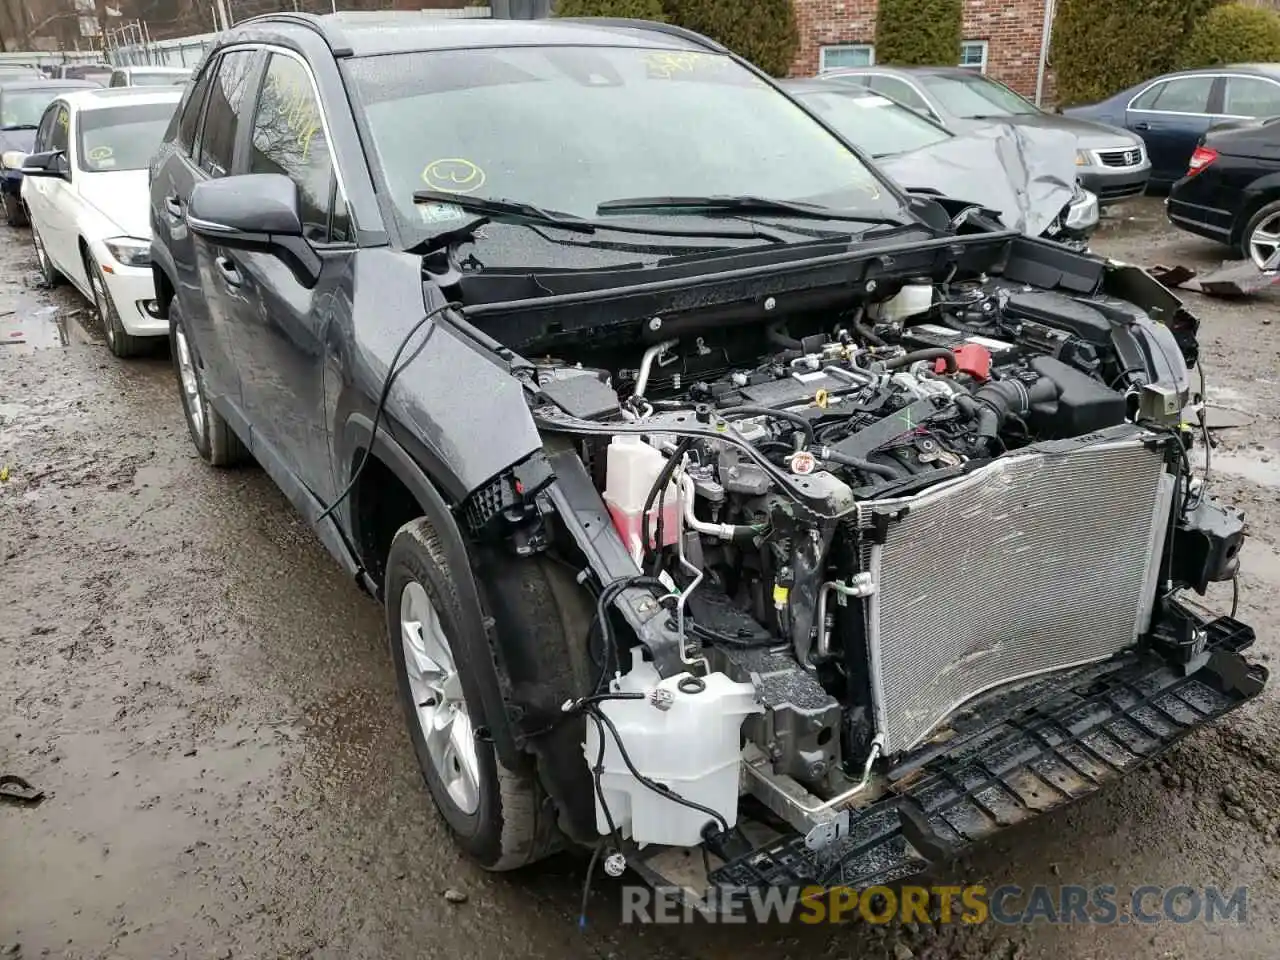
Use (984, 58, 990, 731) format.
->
(78, 170, 151, 239)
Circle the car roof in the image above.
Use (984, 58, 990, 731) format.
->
(227, 10, 724, 58)
(781, 78, 880, 97)
(58, 87, 184, 110)
(117, 65, 190, 73)
(823, 66, 981, 80)
(0, 79, 98, 92)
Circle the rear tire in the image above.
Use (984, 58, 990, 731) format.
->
(5, 192, 27, 227)
(386, 517, 560, 871)
(85, 252, 146, 358)
(1239, 199, 1280, 271)
(168, 298, 246, 467)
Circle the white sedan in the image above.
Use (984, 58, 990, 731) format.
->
(14, 87, 181, 357)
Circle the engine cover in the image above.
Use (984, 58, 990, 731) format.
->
(857, 427, 1175, 755)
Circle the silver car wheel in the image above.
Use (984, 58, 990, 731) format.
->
(89, 266, 114, 346)
(400, 579, 481, 815)
(173, 325, 204, 442)
(1248, 211, 1280, 271)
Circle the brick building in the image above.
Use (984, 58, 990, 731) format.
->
(790, 0, 1054, 101)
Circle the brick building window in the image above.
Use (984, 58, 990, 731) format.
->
(820, 44, 875, 72)
(958, 40, 988, 72)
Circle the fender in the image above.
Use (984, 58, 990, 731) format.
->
(343, 413, 521, 767)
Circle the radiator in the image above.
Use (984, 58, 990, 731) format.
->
(860, 429, 1176, 755)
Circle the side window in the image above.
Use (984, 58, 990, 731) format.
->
(249, 53, 347, 243)
(177, 60, 215, 154)
(48, 105, 70, 154)
(197, 50, 256, 178)
(869, 76, 930, 114)
(1223, 76, 1280, 117)
(1130, 82, 1164, 111)
(33, 104, 57, 152)
(1143, 76, 1214, 114)
(109, 71, 125, 88)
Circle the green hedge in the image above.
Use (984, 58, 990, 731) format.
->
(660, 0, 799, 77)
(554, 0, 666, 20)
(875, 0, 962, 66)
(1181, 3, 1280, 68)
(1053, 0, 1225, 106)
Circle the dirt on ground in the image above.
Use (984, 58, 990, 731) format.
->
(1, 197, 1279, 959)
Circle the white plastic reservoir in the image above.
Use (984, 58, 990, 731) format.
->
(584, 650, 761, 848)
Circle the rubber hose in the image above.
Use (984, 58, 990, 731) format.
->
(884, 347, 958, 374)
(819, 448, 906, 480)
(766, 322, 802, 351)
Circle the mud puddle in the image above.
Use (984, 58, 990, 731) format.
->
(0, 278, 99, 353)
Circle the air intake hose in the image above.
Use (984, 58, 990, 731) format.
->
(963, 377, 1059, 449)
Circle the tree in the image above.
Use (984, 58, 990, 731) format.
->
(875, 0, 962, 66)
(1053, 0, 1227, 106)
(1181, 3, 1280, 69)
(661, 0, 798, 77)
(555, 0, 667, 19)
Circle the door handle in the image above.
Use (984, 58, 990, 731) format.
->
(164, 194, 183, 218)
(214, 256, 242, 287)
(1132, 122, 1151, 131)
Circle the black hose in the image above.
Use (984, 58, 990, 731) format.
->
(884, 347, 957, 374)
(819, 448, 905, 480)
(854, 317, 885, 346)
(716, 405, 816, 446)
(641, 437, 692, 568)
(766, 321, 802, 351)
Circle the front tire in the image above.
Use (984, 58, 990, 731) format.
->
(386, 517, 559, 871)
(31, 223, 59, 287)
(85, 253, 146, 358)
(168, 298, 245, 466)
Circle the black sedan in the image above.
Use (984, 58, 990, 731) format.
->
(1167, 117, 1280, 270)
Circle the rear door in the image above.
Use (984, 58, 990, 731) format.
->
(1125, 75, 1216, 180)
(221, 50, 355, 502)
(157, 48, 262, 423)
(1219, 74, 1280, 122)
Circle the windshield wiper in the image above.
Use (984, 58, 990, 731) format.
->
(596, 194, 906, 226)
(414, 190, 597, 234)
(1, 123, 38, 131)
(412, 189, 790, 244)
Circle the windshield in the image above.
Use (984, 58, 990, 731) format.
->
(1, 89, 60, 128)
(131, 71, 186, 87)
(919, 74, 1040, 118)
(77, 101, 177, 172)
(793, 91, 951, 157)
(346, 46, 904, 243)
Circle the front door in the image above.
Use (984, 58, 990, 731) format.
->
(220, 50, 355, 503)
(1125, 75, 1216, 181)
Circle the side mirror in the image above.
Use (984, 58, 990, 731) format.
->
(20, 150, 68, 179)
(187, 173, 319, 287)
(1, 149, 26, 170)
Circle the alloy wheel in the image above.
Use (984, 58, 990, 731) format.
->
(89, 267, 115, 347)
(400, 579, 481, 815)
(1248, 211, 1280, 272)
(173, 325, 205, 442)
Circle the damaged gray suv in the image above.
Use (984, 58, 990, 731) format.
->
(149, 12, 1265, 896)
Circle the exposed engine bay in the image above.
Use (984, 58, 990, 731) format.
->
(457, 244, 1254, 867)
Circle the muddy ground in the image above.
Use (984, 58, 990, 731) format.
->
(1, 197, 1278, 959)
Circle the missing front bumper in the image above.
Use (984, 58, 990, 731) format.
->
(699, 615, 1264, 892)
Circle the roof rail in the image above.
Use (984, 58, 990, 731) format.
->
(229, 12, 354, 57)
(555, 17, 727, 54)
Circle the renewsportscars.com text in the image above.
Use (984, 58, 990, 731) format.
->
(621, 884, 1248, 925)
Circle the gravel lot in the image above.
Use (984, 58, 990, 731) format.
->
(1, 197, 1278, 959)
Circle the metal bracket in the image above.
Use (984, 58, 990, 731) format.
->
(804, 809, 850, 852)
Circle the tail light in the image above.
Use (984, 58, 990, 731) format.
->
(1187, 146, 1218, 177)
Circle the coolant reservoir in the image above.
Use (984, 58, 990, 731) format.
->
(584, 650, 761, 848)
(603, 435, 679, 564)
(868, 280, 933, 324)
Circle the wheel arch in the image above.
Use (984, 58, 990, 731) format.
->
(343, 414, 522, 767)
(1229, 175, 1280, 249)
